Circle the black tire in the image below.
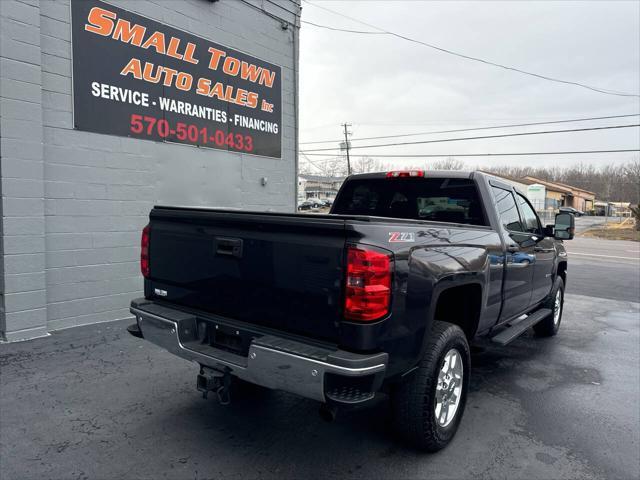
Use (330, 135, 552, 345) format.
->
(390, 321, 470, 452)
(533, 276, 564, 337)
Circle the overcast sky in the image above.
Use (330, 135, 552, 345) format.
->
(297, 1, 640, 172)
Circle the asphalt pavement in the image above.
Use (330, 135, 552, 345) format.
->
(2, 294, 638, 480)
(568, 217, 639, 303)
(1, 220, 639, 480)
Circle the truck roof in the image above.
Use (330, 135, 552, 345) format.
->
(345, 170, 481, 181)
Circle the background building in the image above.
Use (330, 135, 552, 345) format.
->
(479, 171, 597, 221)
(522, 177, 595, 213)
(595, 201, 633, 217)
(298, 174, 345, 201)
(0, 0, 301, 341)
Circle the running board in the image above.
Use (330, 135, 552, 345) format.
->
(491, 308, 552, 346)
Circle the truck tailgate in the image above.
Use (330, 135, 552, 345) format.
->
(147, 207, 348, 341)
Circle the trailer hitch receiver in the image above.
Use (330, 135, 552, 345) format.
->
(197, 366, 232, 405)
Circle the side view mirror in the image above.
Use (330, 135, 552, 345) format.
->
(543, 224, 555, 237)
(554, 212, 575, 240)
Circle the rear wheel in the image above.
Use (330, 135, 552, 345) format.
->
(534, 276, 564, 337)
(390, 321, 470, 451)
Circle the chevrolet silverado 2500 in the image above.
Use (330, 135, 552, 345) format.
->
(128, 170, 574, 451)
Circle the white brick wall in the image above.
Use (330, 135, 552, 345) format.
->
(1, 0, 301, 341)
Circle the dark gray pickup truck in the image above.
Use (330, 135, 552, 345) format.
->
(128, 170, 574, 450)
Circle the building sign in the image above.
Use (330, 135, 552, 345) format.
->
(527, 184, 547, 210)
(71, 0, 282, 158)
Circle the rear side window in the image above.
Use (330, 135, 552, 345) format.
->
(491, 186, 523, 232)
(516, 193, 541, 234)
(332, 177, 487, 226)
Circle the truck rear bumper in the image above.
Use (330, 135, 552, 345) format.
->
(130, 299, 387, 404)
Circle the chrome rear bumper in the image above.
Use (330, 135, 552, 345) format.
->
(130, 299, 387, 403)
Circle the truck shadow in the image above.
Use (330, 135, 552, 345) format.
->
(138, 332, 563, 469)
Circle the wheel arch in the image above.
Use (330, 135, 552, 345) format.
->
(431, 282, 484, 340)
(557, 261, 567, 287)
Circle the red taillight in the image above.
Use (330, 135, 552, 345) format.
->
(141, 224, 150, 278)
(386, 170, 424, 178)
(344, 246, 392, 321)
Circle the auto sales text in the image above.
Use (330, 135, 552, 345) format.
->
(83, 6, 277, 111)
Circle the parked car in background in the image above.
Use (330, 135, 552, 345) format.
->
(559, 206, 584, 216)
(306, 197, 324, 208)
(297, 201, 313, 211)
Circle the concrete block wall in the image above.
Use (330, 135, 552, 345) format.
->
(1, 0, 48, 341)
(0, 0, 300, 341)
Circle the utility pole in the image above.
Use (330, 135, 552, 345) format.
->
(341, 122, 352, 175)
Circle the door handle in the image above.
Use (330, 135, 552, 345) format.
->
(215, 237, 243, 258)
(508, 262, 531, 268)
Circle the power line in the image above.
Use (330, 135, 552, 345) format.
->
(300, 152, 342, 173)
(238, 0, 296, 26)
(264, 0, 301, 18)
(300, 113, 640, 145)
(300, 149, 640, 158)
(303, 1, 640, 98)
(301, 20, 385, 34)
(300, 123, 640, 153)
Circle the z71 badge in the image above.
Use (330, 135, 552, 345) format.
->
(389, 232, 415, 243)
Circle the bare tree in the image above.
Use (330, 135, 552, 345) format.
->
(299, 160, 316, 175)
(303, 156, 639, 204)
(299, 155, 349, 178)
(324, 158, 348, 178)
(483, 159, 639, 203)
(351, 156, 385, 174)
(429, 157, 466, 170)
(623, 158, 640, 205)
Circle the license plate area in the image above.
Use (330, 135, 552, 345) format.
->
(212, 328, 244, 355)
(197, 320, 254, 357)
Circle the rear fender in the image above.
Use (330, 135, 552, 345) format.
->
(399, 275, 486, 379)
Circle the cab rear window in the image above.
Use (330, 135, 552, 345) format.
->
(332, 177, 487, 226)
